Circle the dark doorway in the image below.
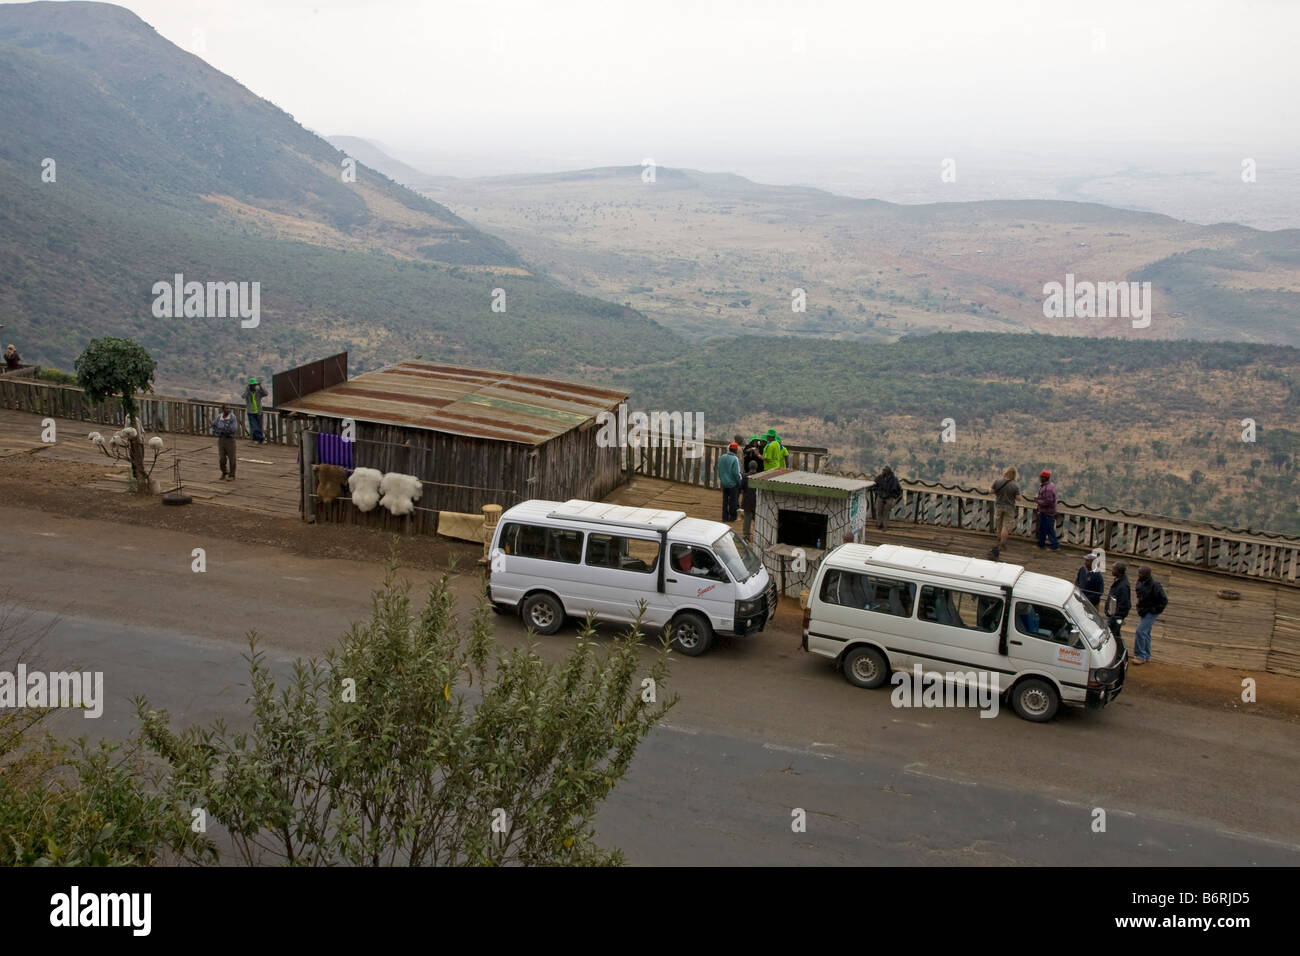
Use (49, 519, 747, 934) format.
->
(778, 509, 828, 548)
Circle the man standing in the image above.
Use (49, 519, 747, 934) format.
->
(1105, 562, 1131, 642)
(718, 441, 742, 522)
(1132, 565, 1168, 665)
(762, 429, 788, 470)
(1075, 551, 1104, 607)
(4, 344, 20, 371)
(211, 404, 239, 481)
(873, 465, 902, 531)
(1034, 469, 1060, 550)
(245, 377, 269, 444)
(990, 467, 1019, 558)
(741, 439, 762, 541)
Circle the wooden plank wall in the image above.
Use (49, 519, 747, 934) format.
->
(305, 422, 527, 529)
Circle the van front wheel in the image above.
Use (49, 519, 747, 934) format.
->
(1011, 678, 1059, 722)
(522, 593, 565, 635)
(669, 612, 714, 657)
(842, 646, 890, 689)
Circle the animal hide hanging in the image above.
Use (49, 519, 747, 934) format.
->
(313, 463, 349, 505)
(347, 467, 384, 512)
(378, 472, 423, 516)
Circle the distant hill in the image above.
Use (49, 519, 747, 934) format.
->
(0, 2, 675, 396)
(424, 164, 1300, 347)
(327, 136, 456, 191)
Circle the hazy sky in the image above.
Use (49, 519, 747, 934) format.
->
(21, 0, 1300, 177)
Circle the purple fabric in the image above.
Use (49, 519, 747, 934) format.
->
(317, 432, 354, 470)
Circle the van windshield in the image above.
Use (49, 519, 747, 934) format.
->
(713, 531, 763, 583)
(1067, 590, 1109, 651)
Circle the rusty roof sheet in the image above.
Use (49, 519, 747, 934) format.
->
(278, 360, 628, 445)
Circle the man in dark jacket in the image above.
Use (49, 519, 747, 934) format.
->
(873, 465, 902, 531)
(211, 404, 239, 480)
(741, 439, 763, 541)
(1074, 551, 1104, 607)
(1105, 562, 1131, 642)
(1034, 469, 1059, 550)
(1133, 565, 1168, 664)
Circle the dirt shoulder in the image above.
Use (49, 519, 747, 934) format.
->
(3, 450, 1298, 722)
(0, 451, 475, 572)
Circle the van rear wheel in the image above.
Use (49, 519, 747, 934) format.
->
(1011, 678, 1059, 722)
(842, 646, 889, 689)
(522, 593, 564, 635)
(669, 612, 713, 657)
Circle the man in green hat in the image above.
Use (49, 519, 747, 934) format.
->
(762, 429, 788, 470)
(244, 376, 269, 444)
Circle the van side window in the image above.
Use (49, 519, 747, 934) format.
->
(919, 586, 1003, 633)
(820, 570, 915, 617)
(1014, 602, 1073, 645)
(669, 544, 728, 582)
(499, 522, 583, 564)
(586, 533, 660, 573)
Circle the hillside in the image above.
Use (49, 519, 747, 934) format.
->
(0, 2, 677, 397)
(619, 332, 1300, 534)
(421, 165, 1300, 347)
(326, 136, 456, 191)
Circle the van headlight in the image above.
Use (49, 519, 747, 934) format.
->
(1091, 667, 1115, 683)
(736, 597, 763, 617)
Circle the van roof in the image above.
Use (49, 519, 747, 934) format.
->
(500, 499, 745, 545)
(547, 499, 687, 530)
(502, 498, 687, 533)
(831, 543, 1025, 589)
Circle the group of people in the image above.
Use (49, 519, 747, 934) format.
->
(1074, 550, 1167, 665)
(868, 461, 1169, 665)
(988, 466, 1065, 557)
(208, 377, 269, 481)
(716, 429, 790, 539)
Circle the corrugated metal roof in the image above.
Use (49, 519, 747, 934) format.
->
(748, 468, 873, 497)
(278, 360, 628, 445)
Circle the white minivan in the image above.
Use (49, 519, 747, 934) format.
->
(487, 499, 777, 655)
(802, 544, 1127, 721)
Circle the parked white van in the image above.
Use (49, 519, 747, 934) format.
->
(487, 499, 777, 655)
(802, 544, 1127, 721)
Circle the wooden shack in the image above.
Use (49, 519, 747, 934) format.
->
(279, 359, 629, 534)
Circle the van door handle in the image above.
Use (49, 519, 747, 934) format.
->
(1009, 639, 1022, 646)
(666, 578, 678, 583)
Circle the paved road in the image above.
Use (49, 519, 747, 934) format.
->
(4, 505, 1298, 865)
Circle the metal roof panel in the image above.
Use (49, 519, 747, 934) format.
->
(279, 360, 628, 445)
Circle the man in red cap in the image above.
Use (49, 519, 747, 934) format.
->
(1035, 469, 1060, 550)
(717, 441, 742, 522)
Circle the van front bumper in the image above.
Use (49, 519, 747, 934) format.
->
(730, 580, 779, 637)
(1086, 641, 1128, 709)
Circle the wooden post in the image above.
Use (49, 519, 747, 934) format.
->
(300, 429, 316, 520)
(482, 504, 503, 564)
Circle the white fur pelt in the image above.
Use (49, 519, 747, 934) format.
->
(347, 467, 384, 512)
(378, 472, 423, 516)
